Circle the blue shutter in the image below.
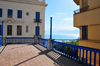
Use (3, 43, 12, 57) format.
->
(36, 26, 40, 36)
(8, 9, 12, 15)
(18, 10, 22, 18)
(0, 25, 2, 35)
(0, 9, 2, 17)
(36, 12, 40, 22)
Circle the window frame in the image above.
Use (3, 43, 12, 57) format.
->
(0, 8, 2, 17)
(26, 26, 28, 32)
(17, 25, 22, 35)
(82, 26, 88, 40)
(7, 25, 12, 35)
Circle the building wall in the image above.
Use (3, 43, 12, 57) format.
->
(79, 25, 100, 40)
(88, 25, 100, 40)
(88, 0, 100, 9)
(0, 1, 46, 38)
(74, 8, 100, 27)
(79, 0, 100, 9)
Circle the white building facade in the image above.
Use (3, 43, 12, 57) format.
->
(0, 0, 47, 38)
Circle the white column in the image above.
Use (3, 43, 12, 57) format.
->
(47, 39, 54, 50)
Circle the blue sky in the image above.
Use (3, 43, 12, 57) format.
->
(45, 0, 79, 39)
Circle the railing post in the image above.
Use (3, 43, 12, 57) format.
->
(3, 37, 6, 46)
(47, 39, 54, 50)
(0, 37, 6, 46)
(34, 36, 38, 44)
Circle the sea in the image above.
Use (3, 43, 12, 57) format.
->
(45, 34, 78, 42)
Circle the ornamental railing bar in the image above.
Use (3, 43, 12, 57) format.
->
(34, 19, 42, 23)
(38, 38, 48, 48)
(52, 41, 100, 66)
(5, 37, 35, 44)
(74, 6, 89, 14)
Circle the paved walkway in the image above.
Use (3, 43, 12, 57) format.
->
(0, 44, 86, 66)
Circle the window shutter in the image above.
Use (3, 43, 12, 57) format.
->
(8, 9, 12, 15)
(36, 26, 40, 36)
(36, 12, 40, 22)
(0, 9, 2, 17)
(18, 10, 22, 18)
(0, 25, 1, 35)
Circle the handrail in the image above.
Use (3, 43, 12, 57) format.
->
(52, 41, 100, 51)
(74, 6, 89, 14)
(5, 37, 35, 44)
(39, 38, 48, 41)
(52, 40, 100, 66)
(34, 19, 42, 23)
(38, 38, 48, 48)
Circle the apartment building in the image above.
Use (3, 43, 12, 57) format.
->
(73, 0, 100, 66)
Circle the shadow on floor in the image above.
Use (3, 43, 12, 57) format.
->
(33, 44, 86, 66)
(14, 43, 86, 66)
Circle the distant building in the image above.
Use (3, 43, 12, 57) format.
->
(0, 0, 47, 38)
(73, 0, 100, 66)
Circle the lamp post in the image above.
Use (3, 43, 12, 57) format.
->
(50, 17, 52, 39)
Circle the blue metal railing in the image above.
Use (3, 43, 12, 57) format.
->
(6, 37, 35, 44)
(52, 41, 100, 66)
(38, 38, 48, 48)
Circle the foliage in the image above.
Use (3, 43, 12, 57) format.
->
(62, 40, 79, 45)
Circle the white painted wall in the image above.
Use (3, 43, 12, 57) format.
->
(0, 1, 47, 38)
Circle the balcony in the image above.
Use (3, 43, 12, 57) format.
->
(73, 0, 79, 5)
(74, 6, 89, 14)
(34, 19, 42, 23)
(74, 7, 100, 27)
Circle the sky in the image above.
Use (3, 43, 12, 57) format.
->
(45, 0, 79, 39)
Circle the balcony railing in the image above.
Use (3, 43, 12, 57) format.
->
(34, 19, 42, 23)
(74, 6, 89, 14)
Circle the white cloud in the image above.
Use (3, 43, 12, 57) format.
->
(54, 26, 77, 31)
(50, 13, 67, 18)
(65, 34, 79, 37)
(56, 13, 67, 15)
(63, 17, 73, 21)
(50, 15, 60, 17)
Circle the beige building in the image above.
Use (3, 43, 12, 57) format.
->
(0, 0, 47, 38)
(73, 0, 100, 66)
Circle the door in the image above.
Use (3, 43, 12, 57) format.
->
(36, 12, 40, 22)
(35, 26, 40, 36)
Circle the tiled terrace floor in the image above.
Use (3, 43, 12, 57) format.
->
(0, 44, 86, 66)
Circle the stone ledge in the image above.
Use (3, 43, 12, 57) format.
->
(0, 46, 5, 54)
(0, 0, 48, 6)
